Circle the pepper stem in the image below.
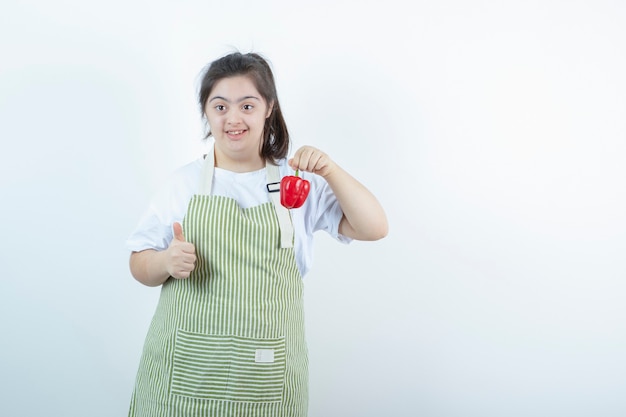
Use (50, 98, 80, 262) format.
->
(295, 169, 300, 177)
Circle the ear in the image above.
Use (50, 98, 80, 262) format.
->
(266, 100, 275, 118)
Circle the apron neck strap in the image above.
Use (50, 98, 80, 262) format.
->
(200, 146, 294, 248)
(199, 149, 216, 195)
(266, 163, 294, 249)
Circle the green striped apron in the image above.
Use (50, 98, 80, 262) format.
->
(129, 157, 308, 417)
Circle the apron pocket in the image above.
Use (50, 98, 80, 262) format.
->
(171, 329, 286, 403)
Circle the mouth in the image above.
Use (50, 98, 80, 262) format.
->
(226, 129, 247, 139)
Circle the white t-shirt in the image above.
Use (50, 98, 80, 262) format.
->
(126, 156, 350, 277)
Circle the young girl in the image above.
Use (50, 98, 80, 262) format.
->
(126, 51, 388, 416)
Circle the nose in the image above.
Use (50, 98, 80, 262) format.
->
(226, 109, 242, 125)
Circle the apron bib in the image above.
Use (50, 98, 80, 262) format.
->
(129, 157, 308, 417)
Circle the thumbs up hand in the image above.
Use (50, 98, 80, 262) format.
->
(166, 222, 197, 279)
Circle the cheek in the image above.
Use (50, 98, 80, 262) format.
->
(206, 113, 222, 128)
(254, 114, 269, 129)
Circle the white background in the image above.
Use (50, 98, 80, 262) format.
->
(1, 1, 625, 416)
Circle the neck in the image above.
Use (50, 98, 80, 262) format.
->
(213, 148, 265, 172)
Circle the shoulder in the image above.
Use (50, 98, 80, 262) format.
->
(160, 157, 203, 191)
(171, 157, 204, 181)
(150, 157, 203, 207)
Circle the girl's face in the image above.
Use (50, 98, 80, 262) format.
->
(205, 75, 272, 171)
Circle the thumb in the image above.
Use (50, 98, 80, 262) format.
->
(173, 222, 186, 242)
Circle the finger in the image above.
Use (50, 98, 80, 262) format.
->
(306, 154, 325, 173)
(290, 146, 311, 170)
(179, 241, 196, 254)
(173, 222, 186, 242)
(309, 153, 326, 173)
(182, 252, 197, 265)
(173, 269, 191, 279)
(292, 148, 312, 172)
(290, 148, 306, 169)
(172, 257, 196, 279)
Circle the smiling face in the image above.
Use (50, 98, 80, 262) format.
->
(205, 75, 273, 172)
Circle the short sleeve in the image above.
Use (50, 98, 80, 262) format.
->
(125, 160, 202, 252)
(310, 176, 351, 243)
(125, 199, 174, 252)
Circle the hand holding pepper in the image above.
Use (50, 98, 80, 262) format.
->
(281, 145, 334, 209)
(280, 146, 334, 209)
(288, 145, 336, 178)
(287, 145, 388, 241)
(280, 170, 310, 209)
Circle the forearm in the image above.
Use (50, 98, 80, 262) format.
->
(288, 145, 388, 241)
(129, 249, 171, 287)
(324, 165, 388, 241)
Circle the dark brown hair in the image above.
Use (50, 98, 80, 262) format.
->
(198, 52, 290, 162)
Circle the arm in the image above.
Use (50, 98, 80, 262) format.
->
(129, 222, 197, 287)
(289, 146, 388, 241)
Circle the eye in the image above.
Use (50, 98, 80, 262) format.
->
(242, 104, 254, 111)
(215, 104, 226, 112)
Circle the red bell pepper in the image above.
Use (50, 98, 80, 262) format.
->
(280, 170, 310, 209)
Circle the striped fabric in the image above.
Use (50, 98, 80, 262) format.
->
(171, 331, 287, 402)
(128, 196, 309, 417)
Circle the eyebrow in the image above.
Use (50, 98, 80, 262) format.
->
(208, 95, 262, 103)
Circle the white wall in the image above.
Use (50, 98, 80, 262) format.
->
(1, 1, 625, 416)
